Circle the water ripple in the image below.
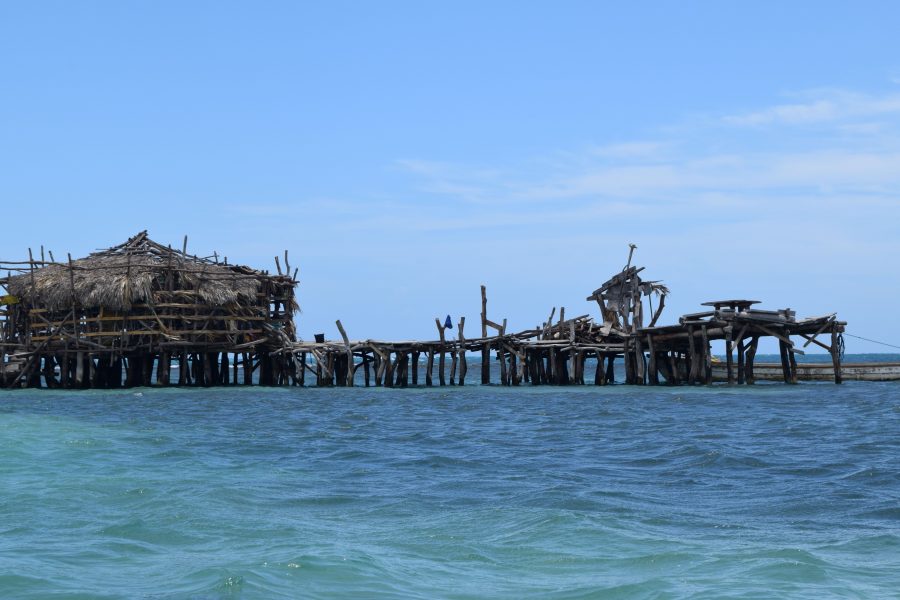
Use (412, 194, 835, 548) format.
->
(1, 381, 899, 598)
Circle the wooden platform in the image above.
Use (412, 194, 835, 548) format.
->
(2, 241, 850, 389)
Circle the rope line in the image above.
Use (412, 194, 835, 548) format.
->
(842, 333, 900, 350)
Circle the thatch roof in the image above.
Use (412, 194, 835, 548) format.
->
(5, 231, 291, 311)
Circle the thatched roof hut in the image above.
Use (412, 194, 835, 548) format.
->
(0, 231, 300, 388)
(5, 231, 296, 313)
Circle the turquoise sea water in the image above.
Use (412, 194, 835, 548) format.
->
(1, 356, 899, 599)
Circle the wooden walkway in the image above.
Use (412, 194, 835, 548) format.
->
(275, 287, 846, 388)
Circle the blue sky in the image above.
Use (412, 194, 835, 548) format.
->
(2, 2, 899, 352)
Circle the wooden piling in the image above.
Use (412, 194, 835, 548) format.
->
(778, 340, 791, 384)
(725, 327, 734, 385)
(830, 326, 842, 384)
(745, 336, 758, 385)
(647, 335, 659, 385)
(458, 317, 467, 386)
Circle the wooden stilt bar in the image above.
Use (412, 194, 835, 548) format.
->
(449, 346, 457, 386)
(336, 320, 354, 387)
(435, 318, 447, 386)
(831, 325, 843, 384)
(686, 327, 698, 385)
(745, 336, 758, 385)
(374, 351, 384, 387)
(480, 285, 490, 385)
(787, 337, 798, 385)
(458, 317, 467, 386)
(725, 327, 734, 385)
(778, 340, 791, 384)
(593, 353, 604, 385)
(647, 335, 659, 385)
(382, 351, 393, 388)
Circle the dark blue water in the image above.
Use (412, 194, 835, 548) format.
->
(1, 358, 899, 598)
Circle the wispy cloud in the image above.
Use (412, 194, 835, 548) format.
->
(225, 87, 900, 275)
(396, 88, 900, 211)
(723, 89, 900, 126)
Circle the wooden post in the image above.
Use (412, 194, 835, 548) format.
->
(374, 350, 384, 386)
(724, 327, 734, 385)
(570, 350, 579, 385)
(594, 353, 606, 385)
(701, 325, 712, 385)
(449, 345, 457, 386)
(537, 349, 546, 384)
(605, 354, 615, 383)
(623, 339, 634, 384)
(788, 337, 798, 385)
(778, 340, 791, 384)
(647, 335, 659, 385)
(830, 326, 842, 384)
(362, 352, 369, 387)
(384, 351, 394, 388)
(560, 349, 570, 385)
(458, 317, 467, 386)
(686, 326, 698, 385)
(737, 336, 745, 385)
(480, 285, 490, 384)
(397, 352, 409, 388)
(336, 320, 354, 387)
(220, 353, 230, 385)
(243, 352, 252, 385)
(548, 347, 556, 385)
(426, 347, 434, 386)
(411, 351, 419, 386)
(206, 352, 217, 387)
(143, 354, 154, 387)
(633, 334, 645, 385)
(746, 336, 758, 385)
(523, 350, 532, 384)
(436, 318, 446, 386)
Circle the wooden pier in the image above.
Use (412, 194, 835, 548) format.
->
(1, 235, 846, 389)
